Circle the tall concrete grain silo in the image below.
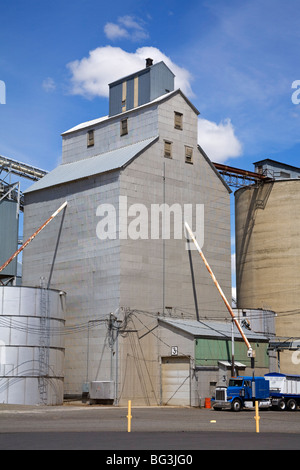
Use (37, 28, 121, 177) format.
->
(235, 159, 300, 374)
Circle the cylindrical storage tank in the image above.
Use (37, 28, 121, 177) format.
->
(235, 180, 300, 374)
(0, 286, 65, 405)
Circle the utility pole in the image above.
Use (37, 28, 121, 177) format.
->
(231, 320, 235, 377)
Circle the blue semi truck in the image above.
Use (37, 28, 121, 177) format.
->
(212, 373, 300, 411)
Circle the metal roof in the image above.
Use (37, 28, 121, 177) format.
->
(158, 318, 269, 341)
(24, 137, 158, 194)
(218, 361, 246, 369)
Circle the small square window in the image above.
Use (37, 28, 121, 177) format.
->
(164, 140, 172, 159)
(120, 118, 128, 136)
(185, 146, 193, 164)
(174, 112, 183, 130)
(87, 130, 94, 147)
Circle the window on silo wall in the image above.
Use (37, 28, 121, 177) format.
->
(120, 118, 128, 136)
(87, 130, 94, 147)
(164, 140, 172, 159)
(185, 146, 193, 164)
(195, 338, 269, 368)
(280, 171, 290, 178)
(174, 111, 183, 130)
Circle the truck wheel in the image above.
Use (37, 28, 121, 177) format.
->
(287, 399, 297, 411)
(277, 399, 286, 411)
(231, 399, 242, 412)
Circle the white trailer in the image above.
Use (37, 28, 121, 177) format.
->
(265, 373, 300, 411)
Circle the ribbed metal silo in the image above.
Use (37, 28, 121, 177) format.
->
(0, 286, 65, 405)
(235, 179, 300, 374)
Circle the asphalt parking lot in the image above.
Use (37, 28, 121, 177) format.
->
(1, 403, 300, 450)
(1, 402, 300, 433)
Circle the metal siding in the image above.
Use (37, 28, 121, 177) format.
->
(195, 338, 230, 366)
(138, 71, 150, 106)
(126, 77, 134, 111)
(0, 286, 65, 405)
(195, 338, 269, 368)
(150, 64, 174, 101)
(0, 200, 18, 277)
(109, 82, 123, 116)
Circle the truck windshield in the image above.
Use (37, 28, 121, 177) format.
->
(229, 379, 243, 387)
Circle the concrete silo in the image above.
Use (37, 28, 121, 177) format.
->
(235, 162, 300, 374)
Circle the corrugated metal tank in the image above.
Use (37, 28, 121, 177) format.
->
(0, 199, 18, 279)
(235, 179, 300, 373)
(0, 286, 65, 405)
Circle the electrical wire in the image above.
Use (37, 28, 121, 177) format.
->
(0, 316, 107, 336)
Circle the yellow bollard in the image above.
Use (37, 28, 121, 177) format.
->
(127, 400, 132, 432)
(254, 401, 260, 433)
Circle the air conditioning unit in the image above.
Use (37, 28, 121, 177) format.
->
(89, 381, 115, 404)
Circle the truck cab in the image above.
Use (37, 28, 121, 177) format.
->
(213, 376, 271, 411)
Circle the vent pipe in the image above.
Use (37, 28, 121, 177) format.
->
(146, 58, 153, 68)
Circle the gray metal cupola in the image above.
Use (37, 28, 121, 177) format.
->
(108, 59, 175, 117)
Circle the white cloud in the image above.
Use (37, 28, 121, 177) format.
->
(67, 46, 194, 99)
(118, 15, 145, 32)
(197, 117, 242, 162)
(104, 15, 149, 42)
(67, 45, 242, 163)
(42, 77, 56, 92)
(104, 23, 129, 41)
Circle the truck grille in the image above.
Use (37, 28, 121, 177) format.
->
(216, 389, 226, 401)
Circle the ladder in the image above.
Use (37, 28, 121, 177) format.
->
(38, 279, 50, 404)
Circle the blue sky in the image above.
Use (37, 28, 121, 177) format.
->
(1, 0, 300, 296)
(1, 0, 300, 176)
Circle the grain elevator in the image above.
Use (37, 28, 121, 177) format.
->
(3, 60, 275, 406)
